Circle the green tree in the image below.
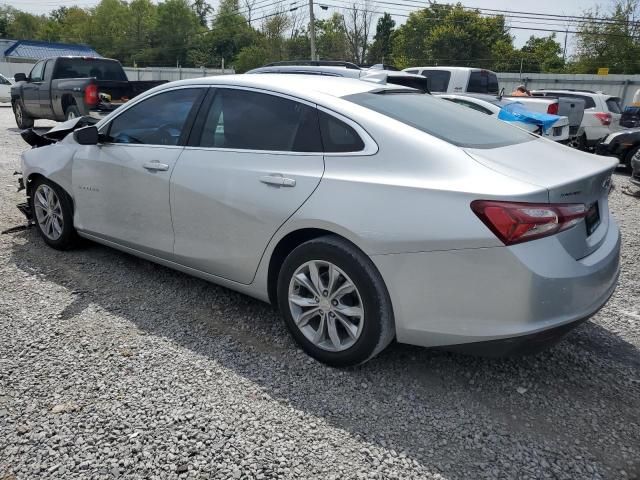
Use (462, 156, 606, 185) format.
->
(128, 0, 157, 66)
(152, 0, 202, 66)
(87, 0, 130, 60)
(205, 0, 256, 67)
(392, 3, 512, 69)
(6, 10, 46, 40)
(192, 0, 213, 28)
(572, 0, 640, 74)
(316, 13, 348, 60)
(366, 13, 395, 64)
(520, 34, 564, 73)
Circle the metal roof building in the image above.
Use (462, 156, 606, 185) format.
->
(2, 40, 101, 63)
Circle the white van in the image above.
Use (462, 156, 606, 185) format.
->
(402, 66, 499, 95)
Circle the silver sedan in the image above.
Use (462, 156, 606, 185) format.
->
(19, 74, 620, 366)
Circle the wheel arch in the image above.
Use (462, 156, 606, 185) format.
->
(26, 173, 75, 212)
(61, 94, 76, 113)
(265, 227, 387, 309)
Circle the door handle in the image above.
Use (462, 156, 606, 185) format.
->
(143, 161, 169, 171)
(260, 175, 296, 187)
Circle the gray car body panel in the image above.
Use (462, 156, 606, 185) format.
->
(21, 74, 621, 349)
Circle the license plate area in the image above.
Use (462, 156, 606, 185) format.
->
(585, 202, 601, 236)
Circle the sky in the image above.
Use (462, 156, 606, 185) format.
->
(6, 0, 610, 51)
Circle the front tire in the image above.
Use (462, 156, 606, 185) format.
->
(29, 178, 78, 250)
(277, 236, 394, 367)
(624, 145, 640, 169)
(13, 101, 34, 129)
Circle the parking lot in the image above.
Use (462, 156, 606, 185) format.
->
(0, 104, 638, 479)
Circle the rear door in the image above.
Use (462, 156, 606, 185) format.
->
(72, 87, 204, 256)
(171, 87, 325, 284)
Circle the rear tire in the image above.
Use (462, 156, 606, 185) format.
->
(29, 177, 78, 250)
(13, 101, 34, 129)
(65, 105, 81, 121)
(277, 235, 395, 367)
(624, 145, 640, 169)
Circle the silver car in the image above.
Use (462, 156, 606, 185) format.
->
(18, 74, 620, 366)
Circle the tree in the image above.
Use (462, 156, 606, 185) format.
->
(206, 0, 257, 66)
(152, 0, 202, 66)
(520, 34, 564, 73)
(192, 0, 213, 28)
(366, 12, 394, 64)
(392, 3, 512, 69)
(572, 0, 640, 74)
(316, 13, 348, 60)
(342, 1, 375, 63)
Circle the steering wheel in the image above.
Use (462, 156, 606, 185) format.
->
(156, 124, 176, 145)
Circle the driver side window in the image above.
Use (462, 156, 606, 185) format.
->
(106, 88, 201, 146)
(29, 61, 45, 82)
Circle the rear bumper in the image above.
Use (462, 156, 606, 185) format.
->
(371, 220, 620, 351)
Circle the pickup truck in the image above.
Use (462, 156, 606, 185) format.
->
(503, 95, 585, 142)
(401, 66, 500, 95)
(10, 56, 166, 129)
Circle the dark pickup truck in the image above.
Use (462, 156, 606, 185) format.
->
(10, 56, 166, 129)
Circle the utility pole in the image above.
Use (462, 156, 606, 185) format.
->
(563, 27, 569, 63)
(309, 0, 317, 60)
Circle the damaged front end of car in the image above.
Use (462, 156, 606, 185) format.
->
(6, 116, 97, 234)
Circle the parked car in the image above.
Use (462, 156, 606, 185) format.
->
(595, 128, 640, 168)
(247, 61, 430, 92)
(16, 74, 620, 366)
(531, 89, 623, 149)
(620, 106, 640, 128)
(401, 66, 499, 95)
(438, 93, 570, 142)
(632, 149, 640, 186)
(503, 95, 585, 141)
(0, 73, 13, 103)
(10, 56, 166, 129)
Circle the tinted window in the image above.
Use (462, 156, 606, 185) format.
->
(386, 75, 430, 93)
(29, 61, 45, 82)
(107, 88, 200, 145)
(421, 70, 450, 92)
(467, 71, 499, 95)
(0, 75, 10, 85)
(453, 99, 492, 115)
(197, 89, 322, 152)
(318, 111, 365, 152)
(405, 69, 419, 74)
(346, 92, 533, 149)
(606, 97, 622, 114)
(54, 58, 127, 81)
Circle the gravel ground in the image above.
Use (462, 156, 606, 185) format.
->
(0, 106, 638, 480)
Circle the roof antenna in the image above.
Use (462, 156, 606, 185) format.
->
(498, 87, 505, 100)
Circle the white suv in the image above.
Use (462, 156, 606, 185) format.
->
(531, 89, 623, 149)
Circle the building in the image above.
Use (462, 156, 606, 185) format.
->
(1, 39, 101, 63)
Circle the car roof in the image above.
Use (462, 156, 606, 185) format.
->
(403, 66, 494, 73)
(159, 73, 413, 101)
(247, 65, 362, 78)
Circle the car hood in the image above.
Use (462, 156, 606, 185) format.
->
(20, 116, 98, 147)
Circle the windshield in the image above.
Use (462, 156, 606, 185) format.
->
(345, 92, 534, 149)
(467, 71, 499, 95)
(53, 58, 127, 81)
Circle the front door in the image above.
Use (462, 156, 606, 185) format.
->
(72, 87, 203, 257)
(171, 87, 325, 284)
(21, 60, 45, 115)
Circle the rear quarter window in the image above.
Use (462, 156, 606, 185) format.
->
(467, 71, 499, 95)
(420, 70, 451, 92)
(606, 97, 622, 114)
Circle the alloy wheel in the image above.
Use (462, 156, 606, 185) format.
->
(15, 103, 23, 125)
(288, 260, 364, 352)
(33, 184, 64, 241)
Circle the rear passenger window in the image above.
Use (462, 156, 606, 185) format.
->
(606, 98, 622, 114)
(421, 70, 451, 92)
(197, 88, 322, 152)
(318, 111, 365, 152)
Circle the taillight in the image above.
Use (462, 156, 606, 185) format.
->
(547, 103, 559, 115)
(594, 112, 612, 126)
(84, 83, 99, 106)
(471, 200, 587, 245)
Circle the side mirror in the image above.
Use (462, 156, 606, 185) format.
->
(74, 126, 99, 145)
(14, 73, 27, 82)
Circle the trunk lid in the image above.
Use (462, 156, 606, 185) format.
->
(465, 139, 617, 259)
(557, 97, 585, 132)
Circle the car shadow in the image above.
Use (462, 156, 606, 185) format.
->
(6, 229, 640, 478)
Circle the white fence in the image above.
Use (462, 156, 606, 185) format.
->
(2, 60, 640, 106)
(0, 61, 234, 82)
(498, 73, 640, 107)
